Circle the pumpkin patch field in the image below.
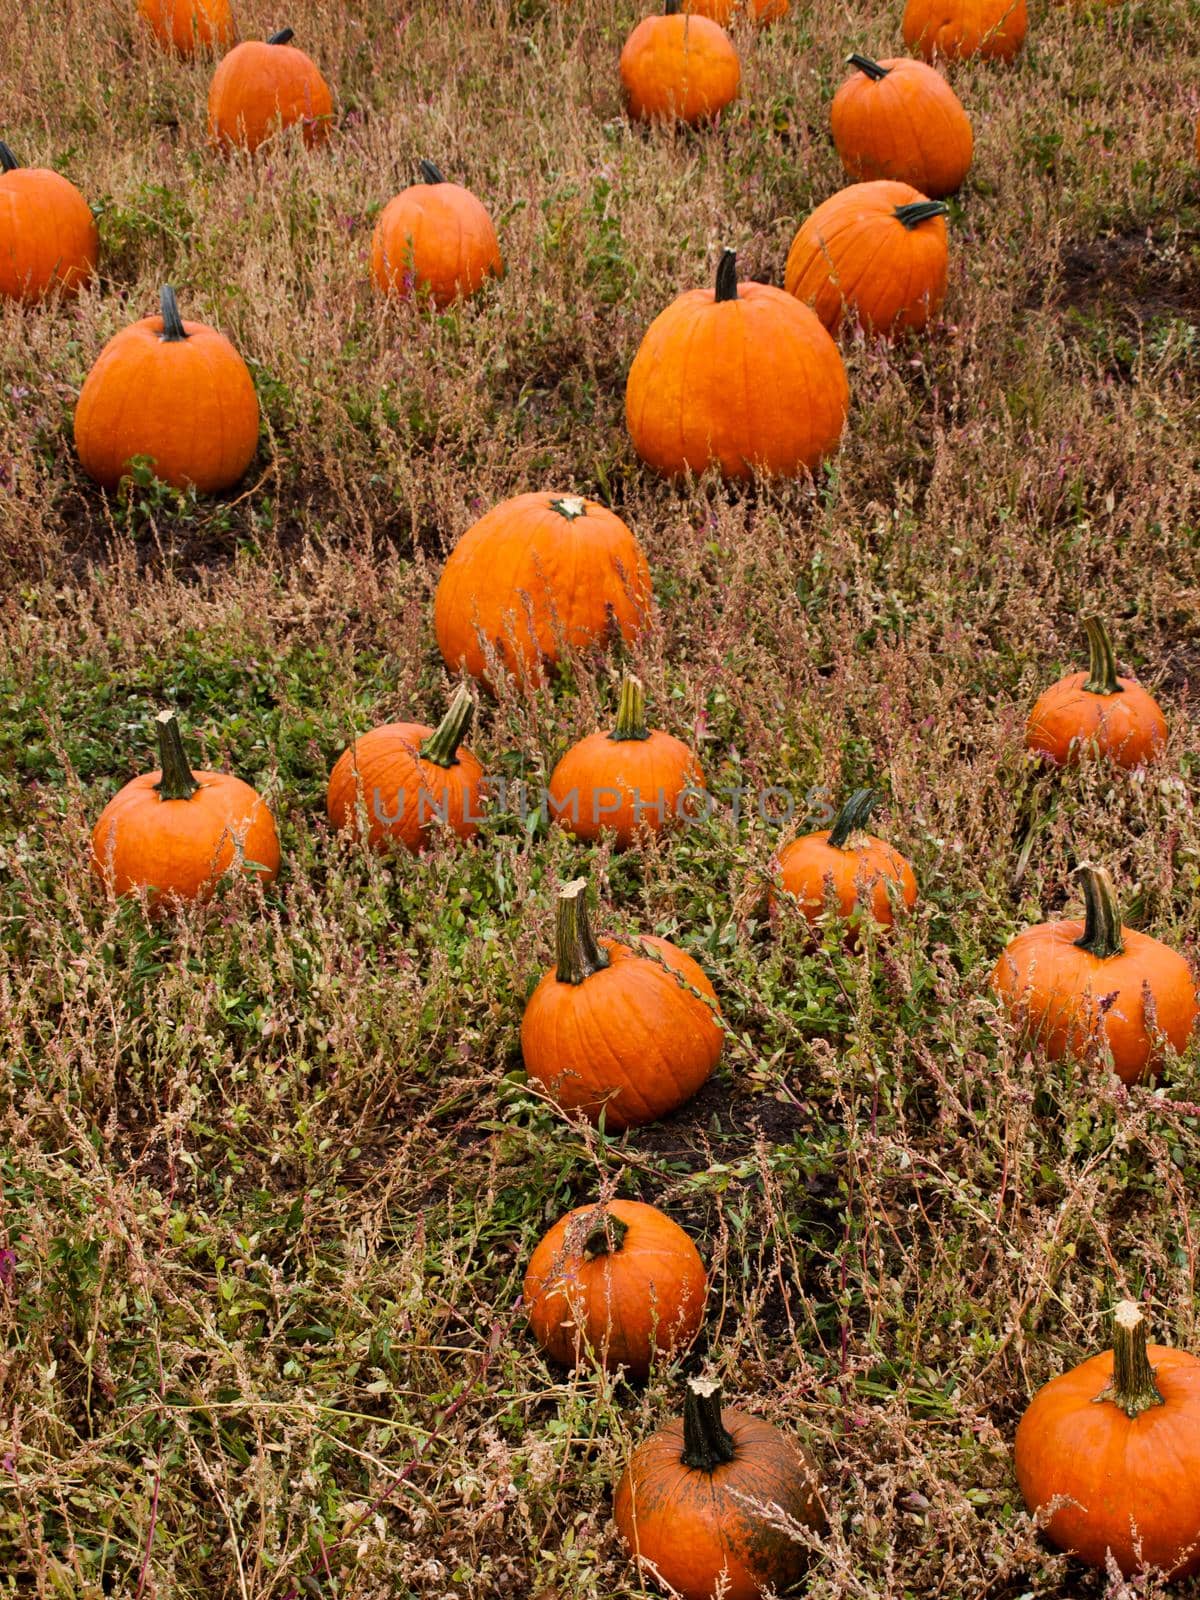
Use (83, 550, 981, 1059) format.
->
(3, 0, 1200, 1593)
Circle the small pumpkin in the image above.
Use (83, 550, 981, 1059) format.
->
(371, 160, 502, 308)
(524, 1199, 706, 1377)
(1015, 1300, 1200, 1578)
(74, 286, 259, 493)
(326, 685, 482, 852)
(614, 1375, 826, 1600)
(620, 0, 741, 127)
(991, 864, 1197, 1085)
(902, 0, 1027, 62)
(785, 180, 949, 337)
(626, 248, 849, 481)
(831, 55, 973, 198)
(207, 28, 333, 153)
(772, 788, 917, 933)
(138, 0, 235, 55)
(433, 492, 652, 686)
(547, 675, 704, 849)
(0, 142, 98, 304)
(90, 710, 280, 906)
(521, 878, 723, 1131)
(1026, 616, 1167, 768)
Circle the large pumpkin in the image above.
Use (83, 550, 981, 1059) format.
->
(524, 1199, 706, 1377)
(991, 864, 1197, 1085)
(0, 143, 98, 304)
(902, 0, 1027, 62)
(1015, 1301, 1200, 1577)
(626, 249, 849, 481)
(521, 878, 723, 1130)
(433, 492, 652, 685)
(74, 286, 260, 493)
(1026, 616, 1167, 768)
(785, 181, 949, 337)
(138, 0, 234, 55)
(772, 788, 917, 933)
(208, 28, 333, 153)
(831, 55, 973, 198)
(371, 160, 502, 308)
(90, 710, 280, 906)
(619, 1, 741, 126)
(614, 1376, 826, 1600)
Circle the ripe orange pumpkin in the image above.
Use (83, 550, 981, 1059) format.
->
(326, 685, 482, 852)
(521, 878, 723, 1131)
(1026, 616, 1167, 769)
(138, 0, 234, 55)
(619, 1, 741, 127)
(784, 181, 949, 337)
(772, 789, 918, 933)
(547, 675, 704, 849)
(90, 710, 280, 906)
(831, 55, 973, 198)
(74, 286, 260, 493)
(1015, 1301, 1200, 1578)
(524, 1199, 706, 1377)
(626, 248, 849, 481)
(614, 1376, 826, 1600)
(684, 0, 786, 22)
(902, 0, 1027, 61)
(207, 28, 333, 153)
(991, 864, 1197, 1085)
(433, 492, 652, 686)
(0, 143, 98, 304)
(371, 160, 502, 308)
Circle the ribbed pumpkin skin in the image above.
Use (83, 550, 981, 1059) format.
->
(524, 1200, 706, 1376)
(1026, 671, 1167, 768)
(784, 180, 949, 337)
(521, 936, 722, 1130)
(326, 723, 483, 852)
(74, 313, 260, 493)
(831, 58, 973, 197)
(772, 830, 917, 930)
(208, 39, 333, 152)
(138, 0, 235, 55)
(626, 280, 848, 480)
(548, 730, 702, 848)
(619, 13, 741, 126)
(371, 181, 502, 308)
(0, 168, 98, 304)
(902, 0, 1027, 61)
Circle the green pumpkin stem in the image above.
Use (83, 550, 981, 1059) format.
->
(1082, 616, 1124, 696)
(1093, 1300, 1165, 1419)
(1072, 864, 1125, 961)
(554, 878, 610, 985)
(548, 495, 587, 522)
(267, 27, 295, 44)
(159, 286, 187, 343)
(894, 200, 950, 230)
(664, 0, 681, 12)
(418, 159, 446, 185)
(0, 143, 19, 174)
(828, 788, 878, 850)
(681, 1377, 737, 1472)
(154, 710, 201, 802)
(419, 685, 475, 768)
(715, 249, 738, 303)
(609, 675, 651, 743)
(581, 1210, 630, 1259)
(847, 53, 890, 80)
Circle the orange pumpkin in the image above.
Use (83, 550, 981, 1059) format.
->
(371, 160, 502, 308)
(547, 675, 704, 849)
(785, 181, 949, 337)
(1026, 616, 1167, 769)
(326, 685, 482, 852)
(614, 1376, 826, 1600)
(1015, 1301, 1200, 1578)
(138, 0, 234, 55)
(524, 1199, 706, 1377)
(207, 28, 333, 153)
(0, 143, 98, 304)
(626, 248, 849, 481)
(521, 878, 723, 1131)
(90, 710, 280, 906)
(684, 0, 786, 22)
(902, 0, 1027, 61)
(772, 789, 917, 933)
(74, 286, 260, 493)
(991, 864, 1197, 1085)
(433, 492, 652, 686)
(619, 1, 741, 127)
(831, 55, 973, 198)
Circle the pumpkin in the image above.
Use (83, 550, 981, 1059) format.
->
(1026, 616, 1167, 769)
(831, 55, 973, 198)
(207, 28, 333, 153)
(74, 286, 259, 493)
(772, 788, 917, 933)
(1015, 1301, 1200, 1577)
(991, 864, 1197, 1085)
(90, 710, 280, 906)
(521, 878, 723, 1131)
(433, 492, 652, 686)
(138, 0, 234, 55)
(619, 0, 741, 127)
(614, 1375, 826, 1600)
(371, 160, 502, 308)
(326, 685, 482, 852)
(547, 675, 704, 849)
(902, 0, 1027, 62)
(524, 1199, 706, 1377)
(683, 0, 787, 22)
(0, 142, 98, 304)
(784, 180, 949, 337)
(626, 248, 849, 481)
